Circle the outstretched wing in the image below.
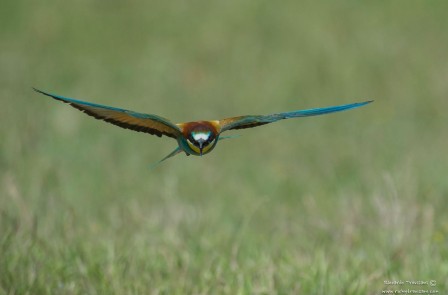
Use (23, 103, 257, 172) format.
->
(218, 100, 372, 133)
(34, 88, 182, 139)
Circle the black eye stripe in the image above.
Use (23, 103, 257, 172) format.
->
(187, 137, 215, 147)
(189, 133, 215, 144)
(188, 139, 212, 147)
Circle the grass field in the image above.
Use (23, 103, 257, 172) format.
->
(1, 1, 448, 294)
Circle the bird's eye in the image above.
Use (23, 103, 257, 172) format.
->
(190, 132, 212, 146)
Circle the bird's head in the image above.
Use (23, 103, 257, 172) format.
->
(185, 125, 218, 156)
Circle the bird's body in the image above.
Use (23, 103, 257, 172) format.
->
(177, 121, 220, 156)
(34, 88, 372, 164)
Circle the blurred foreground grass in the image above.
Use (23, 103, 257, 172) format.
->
(1, 1, 448, 294)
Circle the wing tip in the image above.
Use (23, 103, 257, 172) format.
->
(355, 100, 374, 108)
(32, 87, 52, 98)
(32, 87, 43, 94)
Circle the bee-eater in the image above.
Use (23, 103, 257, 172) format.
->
(34, 88, 372, 164)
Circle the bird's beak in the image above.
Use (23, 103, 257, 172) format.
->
(198, 140, 204, 156)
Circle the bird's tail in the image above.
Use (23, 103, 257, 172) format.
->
(149, 146, 182, 169)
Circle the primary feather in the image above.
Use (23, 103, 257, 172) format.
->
(218, 100, 373, 132)
(33, 88, 181, 138)
(35, 88, 372, 164)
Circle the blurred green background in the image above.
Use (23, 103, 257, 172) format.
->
(1, 1, 447, 294)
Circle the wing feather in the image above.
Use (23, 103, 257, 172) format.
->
(34, 88, 181, 139)
(218, 100, 373, 133)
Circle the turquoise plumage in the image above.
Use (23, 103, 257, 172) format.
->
(34, 88, 372, 164)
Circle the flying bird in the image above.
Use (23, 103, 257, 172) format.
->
(34, 88, 372, 165)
